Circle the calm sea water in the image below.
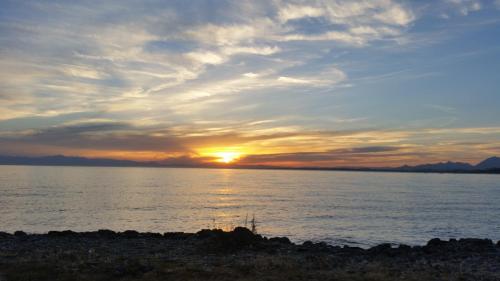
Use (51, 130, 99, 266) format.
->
(1, 165, 499, 247)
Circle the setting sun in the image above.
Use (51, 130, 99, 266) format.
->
(215, 152, 241, 164)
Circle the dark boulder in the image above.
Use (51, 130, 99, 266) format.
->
(396, 244, 412, 254)
(143, 232, 162, 238)
(458, 238, 495, 252)
(121, 230, 140, 238)
(368, 243, 392, 256)
(341, 245, 365, 255)
(47, 230, 77, 237)
(424, 238, 496, 254)
(302, 241, 314, 247)
(0, 231, 12, 238)
(14, 231, 27, 237)
(426, 238, 447, 248)
(232, 227, 259, 244)
(97, 229, 117, 238)
(269, 236, 291, 244)
(163, 232, 193, 240)
(196, 227, 264, 252)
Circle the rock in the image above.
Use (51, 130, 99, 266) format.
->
(298, 241, 314, 252)
(0, 231, 12, 239)
(232, 227, 259, 244)
(97, 229, 117, 238)
(196, 227, 263, 252)
(302, 241, 314, 247)
(424, 238, 496, 254)
(396, 244, 412, 254)
(341, 245, 365, 255)
(14, 231, 27, 237)
(163, 232, 192, 240)
(122, 230, 140, 238)
(458, 238, 495, 252)
(196, 228, 224, 239)
(143, 232, 162, 238)
(269, 237, 291, 244)
(2, 230, 500, 280)
(368, 243, 392, 255)
(47, 230, 77, 237)
(426, 238, 446, 248)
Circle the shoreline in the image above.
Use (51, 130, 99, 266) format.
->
(1, 228, 500, 281)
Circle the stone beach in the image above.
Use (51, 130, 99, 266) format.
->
(1, 228, 500, 281)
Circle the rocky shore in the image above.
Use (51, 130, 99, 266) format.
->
(1, 228, 500, 281)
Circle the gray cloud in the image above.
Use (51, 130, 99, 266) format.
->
(238, 146, 425, 166)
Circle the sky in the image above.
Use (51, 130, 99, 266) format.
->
(0, 0, 499, 167)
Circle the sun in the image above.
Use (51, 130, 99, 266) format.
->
(215, 152, 240, 164)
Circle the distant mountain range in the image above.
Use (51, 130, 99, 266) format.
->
(0, 155, 150, 167)
(0, 155, 499, 174)
(397, 157, 500, 172)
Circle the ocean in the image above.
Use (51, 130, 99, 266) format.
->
(1, 165, 499, 247)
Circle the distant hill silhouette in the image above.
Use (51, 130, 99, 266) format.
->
(475, 157, 500, 170)
(0, 155, 149, 167)
(396, 157, 500, 172)
(398, 161, 474, 172)
(0, 155, 499, 173)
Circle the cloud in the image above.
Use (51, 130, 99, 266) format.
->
(156, 155, 217, 167)
(237, 146, 420, 167)
(278, 4, 324, 22)
(185, 51, 226, 65)
(445, 0, 481, 15)
(222, 45, 281, 56)
(0, 0, 416, 122)
(184, 24, 262, 46)
(2, 120, 499, 165)
(373, 4, 415, 25)
(1, 1, 498, 166)
(277, 1, 414, 25)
